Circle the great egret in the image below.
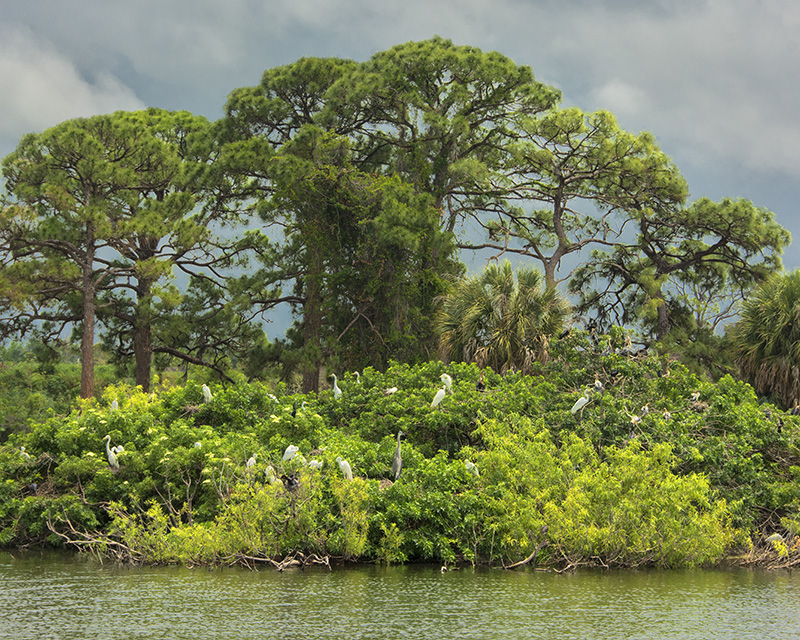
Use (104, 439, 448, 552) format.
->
(111, 399, 118, 411)
(111, 444, 125, 455)
(384, 387, 398, 396)
(431, 385, 446, 408)
(336, 456, 353, 480)
(103, 435, 120, 470)
(331, 373, 342, 400)
(309, 460, 324, 470)
(202, 384, 212, 403)
(353, 371, 361, 383)
(392, 430, 404, 480)
(440, 373, 452, 391)
(283, 444, 299, 461)
(20, 446, 31, 460)
(246, 454, 257, 469)
(465, 460, 479, 477)
(570, 389, 592, 415)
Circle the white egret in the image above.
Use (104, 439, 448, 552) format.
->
(440, 373, 452, 391)
(384, 387, 398, 396)
(266, 465, 281, 486)
(431, 385, 446, 408)
(570, 389, 592, 415)
(392, 430, 404, 480)
(246, 454, 257, 469)
(111, 444, 125, 455)
(309, 460, 324, 470)
(103, 435, 120, 470)
(111, 399, 118, 411)
(194, 441, 202, 449)
(202, 384, 212, 403)
(283, 444, 299, 461)
(336, 456, 353, 480)
(331, 373, 342, 400)
(465, 460, 480, 477)
(353, 371, 361, 383)
(20, 446, 31, 460)
(690, 390, 701, 402)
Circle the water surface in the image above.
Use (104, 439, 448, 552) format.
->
(2, 552, 798, 639)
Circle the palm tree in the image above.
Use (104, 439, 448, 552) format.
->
(436, 261, 571, 374)
(732, 271, 800, 408)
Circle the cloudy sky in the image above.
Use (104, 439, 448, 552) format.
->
(2, 0, 798, 272)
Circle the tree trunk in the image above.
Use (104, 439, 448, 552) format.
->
(302, 243, 323, 394)
(656, 297, 670, 341)
(80, 226, 96, 399)
(133, 277, 154, 392)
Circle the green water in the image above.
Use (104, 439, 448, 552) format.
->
(1, 551, 798, 639)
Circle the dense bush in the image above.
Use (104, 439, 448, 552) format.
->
(2, 332, 798, 569)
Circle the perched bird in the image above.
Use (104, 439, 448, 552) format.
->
(103, 435, 120, 470)
(392, 430, 404, 480)
(19, 446, 31, 460)
(267, 393, 279, 403)
(111, 444, 125, 455)
(110, 399, 118, 411)
(291, 402, 297, 418)
(281, 473, 300, 491)
(309, 460, 324, 470)
(353, 371, 361, 383)
(690, 391, 701, 402)
(336, 456, 353, 481)
(570, 389, 592, 415)
(194, 441, 202, 449)
(330, 373, 342, 400)
(440, 373, 453, 392)
(266, 465, 281, 486)
(465, 460, 480, 477)
(663, 410, 672, 421)
(639, 403, 650, 417)
(384, 387, 398, 396)
(202, 384, 212, 404)
(431, 385, 447, 408)
(246, 454, 257, 469)
(476, 373, 486, 392)
(790, 403, 800, 416)
(283, 444, 299, 462)
(593, 375, 603, 394)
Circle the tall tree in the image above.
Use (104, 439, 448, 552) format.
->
(569, 197, 790, 342)
(436, 260, 571, 374)
(479, 107, 688, 287)
(263, 127, 460, 390)
(1, 109, 265, 394)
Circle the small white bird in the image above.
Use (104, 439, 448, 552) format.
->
(111, 445, 125, 455)
(246, 454, 257, 469)
(282, 444, 299, 461)
(384, 387, 398, 396)
(336, 456, 353, 481)
(110, 399, 119, 411)
(690, 391, 701, 402)
(309, 460, 324, 470)
(431, 385, 447, 408)
(202, 384, 212, 403)
(266, 465, 281, 486)
(353, 371, 361, 383)
(663, 410, 672, 421)
(593, 376, 603, 394)
(194, 441, 202, 449)
(331, 374, 342, 400)
(570, 389, 592, 415)
(103, 435, 120, 470)
(440, 373, 453, 391)
(465, 460, 480, 477)
(640, 403, 650, 417)
(20, 446, 31, 460)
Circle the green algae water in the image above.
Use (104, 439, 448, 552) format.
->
(2, 551, 799, 639)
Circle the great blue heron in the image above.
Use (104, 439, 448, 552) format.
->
(330, 373, 342, 400)
(202, 384, 212, 403)
(336, 456, 353, 480)
(103, 435, 120, 470)
(440, 373, 452, 391)
(570, 389, 592, 415)
(283, 444, 299, 461)
(392, 430, 404, 480)
(431, 385, 446, 408)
